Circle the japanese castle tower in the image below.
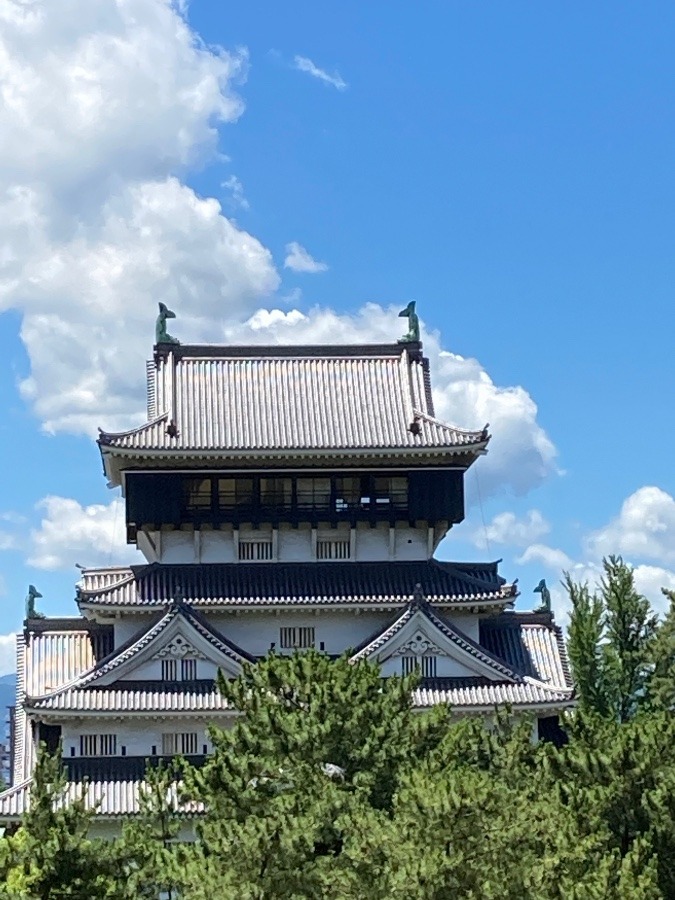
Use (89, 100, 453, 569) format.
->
(0, 308, 573, 831)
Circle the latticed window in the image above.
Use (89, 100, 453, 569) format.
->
(400, 656, 437, 677)
(161, 659, 177, 680)
(162, 732, 199, 755)
(280, 626, 315, 649)
(239, 539, 273, 561)
(80, 734, 117, 756)
(181, 658, 197, 680)
(316, 539, 351, 560)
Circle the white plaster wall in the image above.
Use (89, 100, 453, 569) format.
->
(277, 524, 311, 561)
(61, 718, 219, 759)
(139, 522, 432, 564)
(379, 653, 486, 678)
(119, 657, 221, 681)
(211, 610, 390, 657)
(114, 619, 148, 646)
(202, 528, 236, 563)
(447, 615, 480, 643)
(392, 523, 429, 560)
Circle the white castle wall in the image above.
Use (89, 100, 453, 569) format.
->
(137, 522, 432, 565)
(112, 609, 481, 662)
(60, 717, 228, 760)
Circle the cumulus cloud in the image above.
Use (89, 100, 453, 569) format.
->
(216, 303, 558, 499)
(293, 55, 347, 91)
(284, 242, 329, 274)
(515, 490, 675, 621)
(0, 0, 277, 436)
(472, 509, 549, 550)
(0, 634, 16, 677)
(0, 0, 557, 504)
(28, 496, 143, 570)
(585, 487, 675, 565)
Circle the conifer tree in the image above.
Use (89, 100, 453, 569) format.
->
(566, 556, 656, 721)
(0, 745, 126, 899)
(645, 589, 675, 713)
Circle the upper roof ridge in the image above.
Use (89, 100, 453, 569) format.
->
(153, 341, 423, 360)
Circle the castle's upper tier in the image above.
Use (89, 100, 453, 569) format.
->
(98, 343, 489, 485)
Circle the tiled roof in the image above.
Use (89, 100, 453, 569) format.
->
(77, 560, 516, 610)
(30, 680, 231, 713)
(27, 604, 254, 707)
(0, 777, 202, 820)
(481, 613, 573, 690)
(23, 627, 96, 697)
(98, 343, 489, 458)
(413, 677, 574, 708)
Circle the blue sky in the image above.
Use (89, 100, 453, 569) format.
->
(0, 0, 674, 670)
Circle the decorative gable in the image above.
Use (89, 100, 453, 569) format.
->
(27, 604, 254, 706)
(151, 636, 206, 660)
(351, 601, 522, 683)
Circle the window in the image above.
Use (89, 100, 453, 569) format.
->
(260, 477, 292, 508)
(80, 734, 117, 756)
(400, 656, 437, 678)
(316, 539, 351, 560)
(217, 477, 254, 509)
(374, 476, 408, 508)
(296, 478, 331, 509)
(162, 658, 198, 679)
(401, 656, 417, 676)
(161, 659, 177, 680)
(334, 476, 361, 512)
(279, 626, 315, 649)
(183, 477, 212, 510)
(181, 658, 197, 680)
(239, 538, 273, 561)
(162, 732, 199, 755)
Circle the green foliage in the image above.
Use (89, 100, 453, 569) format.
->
(566, 555, 657, 721)
(646, 589, 675, 713)
(7, 556, 675, 897)
(0, 745, 127, 899)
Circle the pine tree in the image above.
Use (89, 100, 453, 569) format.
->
(565, 556, 657, 721)
(645, 589, 675, 713)
(601, 556, 657, 722)
(0, 745, 127, 899)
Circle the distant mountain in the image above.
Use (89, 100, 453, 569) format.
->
(0, 675, 16, 737)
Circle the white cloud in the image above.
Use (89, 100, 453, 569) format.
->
(472, 509, 549, 550)
(515, 490, 675, 621)
(221, 303, 557, 499)
(0, 1, 557, 504)
(293, 55, 347, 91)
(221, 175, 249, 210)
(28, 496, 143, 570)
(585, 487, 675, 566)
(284, 242, 329, 274)
(0, 634, 16, 677)
(0, 532, 17, 551)
(0, 0, 277, 436)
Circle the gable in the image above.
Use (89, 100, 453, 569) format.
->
(353, 605, 520, 683)
(97, 612, 244, 685)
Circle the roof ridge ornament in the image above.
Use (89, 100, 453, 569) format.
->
(397, 300, 420, 344)
(25, 584, 45, 621)
(155, 302, 180, 346)
(533, 579, 552, 613)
